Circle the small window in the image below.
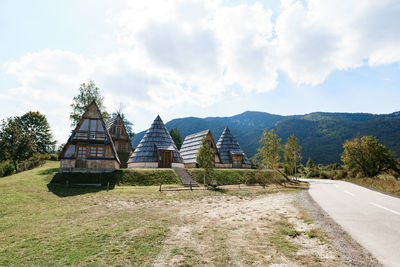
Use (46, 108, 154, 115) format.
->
(89, 145, 105, 157)
(80, 120, 89, 131)
(90, 120, 97, 131)
(64, 145, 76, 157)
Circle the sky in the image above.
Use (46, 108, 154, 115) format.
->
(1, 0, 400, 144)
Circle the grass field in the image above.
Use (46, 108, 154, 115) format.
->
(345, 175, 400, 197)
(0, 162, 344, 266)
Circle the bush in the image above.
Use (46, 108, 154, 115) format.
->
(0, 161, 14, 177)
(117, 169, 180, 185)
(187, 169, 286, 186)
(17, 154, 47, 172)
(50, 169, 181, 186)
(48, 154, 59, 161)
(305, 169, 319, 178)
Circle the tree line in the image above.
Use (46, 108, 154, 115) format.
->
(0, 81, 135, 176)
(254, 129, 400, 179)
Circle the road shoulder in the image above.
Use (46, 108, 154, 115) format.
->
(298, 189, 382, 267)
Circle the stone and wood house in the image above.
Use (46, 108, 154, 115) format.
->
(107, 114, 133, 168)
(128, 115, 184, 168)
(216, 127, 251, 169)
(58, 101, 120, 173)
(179, 130, 222, 168)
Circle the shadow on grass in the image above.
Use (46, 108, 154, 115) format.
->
(40, 168, 59, 175)
(47, 173, 116, 197)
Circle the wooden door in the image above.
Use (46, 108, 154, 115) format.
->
(76, 146, 87, 168)
(158, 150, 172, 168)
(232, 155, 242, 168)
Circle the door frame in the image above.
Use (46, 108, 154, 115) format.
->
(158, 150, 172, 168)
(75, 145, 87, 168)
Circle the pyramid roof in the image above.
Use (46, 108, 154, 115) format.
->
(59, 101, 120, 164)
(128, 115, 183, 163)
(216, 127, 250, 165)
(180, 130, 220, 164)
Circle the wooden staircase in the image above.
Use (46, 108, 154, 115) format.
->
(173, 168, 199, 187)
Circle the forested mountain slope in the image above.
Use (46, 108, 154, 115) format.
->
(132, 111, 400, 164)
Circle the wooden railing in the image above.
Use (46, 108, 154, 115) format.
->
(71, 131, 107, 142)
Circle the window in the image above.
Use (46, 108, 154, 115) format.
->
(89, 145, 104, 157)
(64, 145, 76, 157)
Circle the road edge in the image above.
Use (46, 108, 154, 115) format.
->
(298, 189, 382, 267)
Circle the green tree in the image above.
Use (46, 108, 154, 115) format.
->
(70, 81, 109, 127)
(283, 134, 302, 176)
(258, 129, 282, 169)
(19, 111, 56, 153)
(169, 128, 182, 150)
(196, 137, 214, 185)
(306, 158, 315, 169)
(111, 112, 135, 139)
(0, 117, 35, 172)
(341, 136, 399, 178)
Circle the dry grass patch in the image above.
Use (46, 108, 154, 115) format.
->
(1, 162, 344, 266)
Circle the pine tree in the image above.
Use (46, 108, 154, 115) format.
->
(169, 128, 182, 150)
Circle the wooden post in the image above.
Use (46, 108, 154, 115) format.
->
(107, 181, 110, 192)
(190, 184, 192, 191)
(159, 184, 162, 192)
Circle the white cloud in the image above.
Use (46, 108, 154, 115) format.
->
(276, 0, 400, 84)
(2, 0, 400, 143)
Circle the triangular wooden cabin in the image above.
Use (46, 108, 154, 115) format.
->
(180, 130, 222, 168)
(59, 101, 120, 173)
(216, 127, 251, 169)
(107, 114, 133, 168)
(128, 115, 184, 168)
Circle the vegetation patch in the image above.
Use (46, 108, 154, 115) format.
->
(187, 168, 287, 185)
(50, 169, 181, 186)
(345, 176, 400, 197)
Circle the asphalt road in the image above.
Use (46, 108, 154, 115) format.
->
(302, 179, 400, 267)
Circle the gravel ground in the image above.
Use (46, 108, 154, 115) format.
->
(298, 189, 382, 267)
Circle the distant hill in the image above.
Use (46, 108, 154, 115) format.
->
(131, 111, 400, 164)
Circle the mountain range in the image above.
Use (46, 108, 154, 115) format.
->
(131, 111, 400, 165)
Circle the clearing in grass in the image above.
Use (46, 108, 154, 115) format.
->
(0, 161, 346, 266)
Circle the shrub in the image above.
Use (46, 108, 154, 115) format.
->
(187, 169, 286, 186)
(17, 154, 47, 172)
(117, 169, 180, 186)
(0, 161, 14, 177)
(48, 154, 59, 161)
(50, 169, 181, 186)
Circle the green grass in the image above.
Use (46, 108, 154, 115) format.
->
(345, 176, 400, 197)
(0, 162, 320, 266)
(0, 162, 196, 266)
(187, 168, 287, 185)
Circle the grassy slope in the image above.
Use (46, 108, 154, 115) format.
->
(0, 162, 195, 266)
(345, 175, 400, 197)
(0, 162, 335, 266)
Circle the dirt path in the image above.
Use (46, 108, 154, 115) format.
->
(152, 190, 344, 266)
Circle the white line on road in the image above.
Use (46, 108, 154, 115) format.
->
(370, 202, 400, 216)
(344, 190, 355, 197)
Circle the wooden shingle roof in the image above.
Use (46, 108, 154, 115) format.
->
(216, 127, 250, 165)
(180, 130, 211, 164)
(128, 115, 183, 163)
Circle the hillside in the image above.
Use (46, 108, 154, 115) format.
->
(132, 111, 400, 164)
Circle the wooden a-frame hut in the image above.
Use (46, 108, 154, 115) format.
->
(128, 115, 184, 168)
(216, 127, 251, 169)
(59, 101, 120, 173)
(107, 114, 133, 168)
(179, 130, 222, 168)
